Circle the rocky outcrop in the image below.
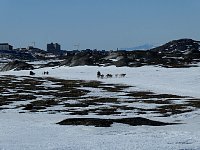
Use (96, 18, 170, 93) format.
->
(70, 51, 93, 66)
(1, 60, 34, 71)
(59, 39, 200, 68)
(61, 50, 109, 66)
(151, 39, 200, 54)
(148, 38, 200, 67)
(1, 39, 199, 69)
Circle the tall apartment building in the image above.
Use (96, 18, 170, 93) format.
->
(0, 43, 13, 50)
(47, 43, 61, 54)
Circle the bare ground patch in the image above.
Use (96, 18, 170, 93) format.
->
(0, 75, 199, 127)
(57, 117, 177, 127)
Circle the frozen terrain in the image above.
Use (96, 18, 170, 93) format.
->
(0, 64, 200, 150)
(1, 64, 200, 98)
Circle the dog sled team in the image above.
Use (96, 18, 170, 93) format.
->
(29, 71, 49, 75)
(97, 71, 126, 79)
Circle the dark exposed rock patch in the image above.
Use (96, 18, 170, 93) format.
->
(0, 75, 198, 125)
(113, 57, 130, 67)
(1, 60, 34, 71)
(63, 50, 108, 66)
(149, 38, 200, 67)
(57, 117, 176, 127)
(151, 39, 200, 54)
(23, 99, 59, 111)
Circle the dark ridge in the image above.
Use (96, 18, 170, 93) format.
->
(57, 117, 176, 127)
(150, 38, 200, 53)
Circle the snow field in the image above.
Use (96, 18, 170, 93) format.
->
(0, 64, 200, 150)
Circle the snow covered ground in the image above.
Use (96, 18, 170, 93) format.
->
(0, 64, 200, 150)
(1, 64, 200, 98)
(0, 112, 200, 150)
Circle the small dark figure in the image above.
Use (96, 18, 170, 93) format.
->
(97, 71, 101, 78)
(119, 73, 126, 77)
(106, 74, 112, 78)
(100, 74, 104, 79)
(30, 71, 35, 75)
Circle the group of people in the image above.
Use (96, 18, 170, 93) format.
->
(43, 71, 49, 75)
(97, 71, 126, 79)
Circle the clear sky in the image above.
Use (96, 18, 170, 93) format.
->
(0, 0, 200, 50)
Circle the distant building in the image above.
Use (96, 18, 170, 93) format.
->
(47, 43, 61, 54)
(0, 43, 13, 50)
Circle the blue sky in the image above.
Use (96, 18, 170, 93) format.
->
(0, 0, 200, 50)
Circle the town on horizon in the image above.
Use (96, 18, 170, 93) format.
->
(0, 42, 104, 55)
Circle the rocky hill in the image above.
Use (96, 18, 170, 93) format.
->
(149, 38, 200, 67)
(1, 38, 200, 70)
(1, 60, 34, 71)
(61, 39, 200, 68)
(151, 39, 200, 54)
